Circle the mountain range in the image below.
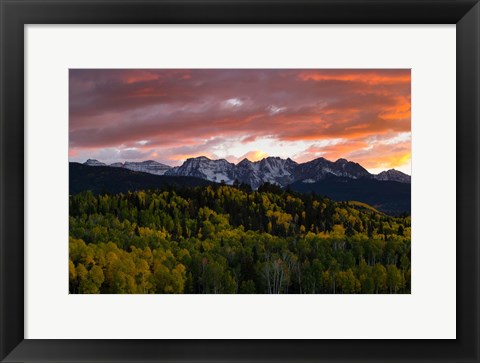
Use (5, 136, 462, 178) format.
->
(84, 156, 410, 189)
(74, 156, 411, 215)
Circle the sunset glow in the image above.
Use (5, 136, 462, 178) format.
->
(69, 69, 411, 174)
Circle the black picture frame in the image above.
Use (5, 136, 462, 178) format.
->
(1, 0, 479, 362)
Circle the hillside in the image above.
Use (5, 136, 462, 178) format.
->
(289, 176, 410, 215)
(69, 162, 213, 195)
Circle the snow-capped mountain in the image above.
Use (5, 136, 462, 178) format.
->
(295, 157, 371, 183)
(84, 159, 106, 166)
(82, 156, 411, 188)
(374, 169, 411, 183)
(110, 160, 171, 175)
(163, 156, 299, 189)
(165, 156, 375, 188)
(235, 157, 298, 189)
(165, 156, 236, 184)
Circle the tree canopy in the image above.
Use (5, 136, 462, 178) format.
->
(69, 184, 411, 294)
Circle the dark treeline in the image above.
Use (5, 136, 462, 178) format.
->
(69, 183, 411, 294)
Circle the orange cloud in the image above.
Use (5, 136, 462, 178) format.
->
(298, 69, 411, 85)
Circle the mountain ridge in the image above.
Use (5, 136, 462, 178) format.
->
(81, 156, 410, 188)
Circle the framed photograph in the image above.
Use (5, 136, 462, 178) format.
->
(1, 0, 479, 362)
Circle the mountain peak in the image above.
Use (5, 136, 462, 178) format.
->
(374, 169, 411, 183)
(84, 159, 106, 166)
(238, 158, 252, 166)
(190, 156, 211, 161)
(165, 156, 236, 184)
(310, 157, 328, 163)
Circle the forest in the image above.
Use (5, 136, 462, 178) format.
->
(69, 183, 411, 294)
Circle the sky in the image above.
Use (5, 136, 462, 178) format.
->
(69, 69, 411, 174)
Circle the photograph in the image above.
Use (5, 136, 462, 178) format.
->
(69, 69, 411, 294)
(3, 0, 479, 360)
